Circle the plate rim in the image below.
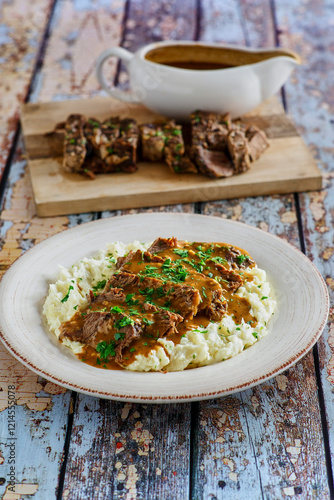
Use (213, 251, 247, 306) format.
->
(0, 212, 329, 402)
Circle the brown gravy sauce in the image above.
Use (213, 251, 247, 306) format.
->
(61, 241, 258, 370)
(145, 44, 299, 71)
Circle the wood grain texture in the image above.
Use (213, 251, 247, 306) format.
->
(0, 0, 125, 498)
(189, 1, 331, 498)
(21, 97, 322, 217)
(0, 0, 54, 179)
(31, 0, 125, 103)
(61, 1, 198, 498)
(274, 0, 334, 485)
(0, 143, 72, 500)
(62, 398, 191, 500)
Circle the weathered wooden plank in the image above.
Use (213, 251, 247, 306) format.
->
(0, 142, 71, 500)
(273, 0, 334, 484)
(0, 0, 54, 180)
(62, 397, 191, 500)
(238, 0, 276, 48)
(0, 0, 127, 497)
(189, 1, 330, 498)
(61, 1, 198, 498)
(31, 0, 125, 102)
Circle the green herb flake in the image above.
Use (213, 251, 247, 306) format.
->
(96, 340, 116, 360)
(114, 316, 134, 329)
(111, 305, 123, 314)
(126, 293, 139, 306)
(173, 248, 189, 258)
(61, 285, 74, 303)
(237, 254, 248, 265)
(252, 332, 259, 339)
(261, 296, 268, 300)
(142, 317, 154, 326)
(92, 280, 107, 292)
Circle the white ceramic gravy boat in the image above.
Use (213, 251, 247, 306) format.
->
(96, 40, 300, 119)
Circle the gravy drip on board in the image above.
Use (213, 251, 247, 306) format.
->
(59, 238, 257, 370)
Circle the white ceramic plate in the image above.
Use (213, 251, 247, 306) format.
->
(0, 213, 329, 403)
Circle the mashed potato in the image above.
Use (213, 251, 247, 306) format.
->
(43, 241, 276, 371)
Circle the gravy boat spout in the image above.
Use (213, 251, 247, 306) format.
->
(249, 48, 300, 103)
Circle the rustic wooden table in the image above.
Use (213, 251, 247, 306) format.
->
(0, 1, 333, 499)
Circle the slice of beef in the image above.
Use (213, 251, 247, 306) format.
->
(190, 145, 234, 178)
(60, 310, 113, 344)
(215, 264, 244, 291)
(165, 153, 198, 174)
(94, 288, 125, 304)
(140, 123, 166, 161)
(106, 271, 138, 289)
(167, 285, 201, 319)
(115, 320, 142, 364)
(99, 117, 121, 160)
(148, 237, 177, 254)
(142, 302, 182, 338)
(106, 271, 201, 320)
(82, 311, 112, 344)
(63, 114, 87, 173)
(163, 121, 185, 171)
(163, 121, 184, 151)
(190, 111, 231, 151)
(106, 118, 139, 173)
(225, 247, 255, 269)
(227, 129, 251, 174)
(116, 251, 136, 269)
(84, 118, 102, 154)
(205, 289, 227, 321)
(245, 125, 270, 161)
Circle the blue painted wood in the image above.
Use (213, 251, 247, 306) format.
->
(190, 1, 330, 498)
(274, 0, 334, 486)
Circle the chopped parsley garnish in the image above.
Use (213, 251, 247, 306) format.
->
(202, 287, 207, 298)
(111, 305, 123, 313)
(129, 348, 136, 353)
(126, 293, 139, 306)
(96, 340, 116, 359)
(92, 280, 107, 292)
(211, 256, 228, 265)
(237, 254, 248, 265)
(173, 249, 189, 258)
(114, 316, 134, 329)
(88, 119, 100, 128)
(252, 332, 258, 339)
(61, 285, 74, 303)
(261, 296, 268, 300)
(142, 317, 154, 326)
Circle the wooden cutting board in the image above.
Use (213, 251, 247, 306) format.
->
(21, 96, 322, 217)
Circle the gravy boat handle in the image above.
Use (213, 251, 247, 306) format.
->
(96, 47, 141, 103)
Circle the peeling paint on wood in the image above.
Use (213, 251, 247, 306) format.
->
(0, 0, 54, 179)
(274, 0, 334, 488)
